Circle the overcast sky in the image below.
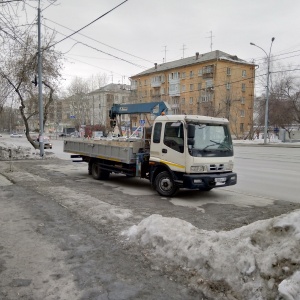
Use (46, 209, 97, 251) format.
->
(24, 0, 300, 90)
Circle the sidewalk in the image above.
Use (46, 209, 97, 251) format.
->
(233, 139, 300, 148)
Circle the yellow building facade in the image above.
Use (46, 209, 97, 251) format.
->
(130, 50, 255, 138)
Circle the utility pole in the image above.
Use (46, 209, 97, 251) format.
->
(38, 0, 44, 157)
(250, 37, 275, 144)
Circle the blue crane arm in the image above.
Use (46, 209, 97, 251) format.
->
(109, 101, 169, 119)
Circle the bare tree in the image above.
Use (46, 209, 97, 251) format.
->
(268, 72, 300, 138)
(0, 32, 63, 148)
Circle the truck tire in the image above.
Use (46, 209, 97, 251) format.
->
(155, 171, 178, 197)
(91, 163, 110, 180)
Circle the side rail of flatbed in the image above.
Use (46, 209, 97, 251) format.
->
(63, 138, 145, 164)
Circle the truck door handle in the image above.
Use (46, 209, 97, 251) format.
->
(162, 149, 167, 153)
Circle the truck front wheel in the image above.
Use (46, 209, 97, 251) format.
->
(155, 171, 178, 197)
(92, 163, 110, 180)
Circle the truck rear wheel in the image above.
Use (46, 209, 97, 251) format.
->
(92, 163, 110, 180)
(155, 171, 178, 197)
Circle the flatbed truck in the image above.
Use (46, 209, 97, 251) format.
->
(63, 106, 237, 197)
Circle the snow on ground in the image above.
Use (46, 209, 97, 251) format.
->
(122, 213, 300, 300)
(0, 140, 55, 160)
(2, 138, 300, 299)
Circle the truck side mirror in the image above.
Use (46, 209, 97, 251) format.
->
(187, 124, 195, 139)
(187, 138, 195, 146)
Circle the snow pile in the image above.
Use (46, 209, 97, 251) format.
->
(0, 141, 54, 160)
(123, 212, 300, 300)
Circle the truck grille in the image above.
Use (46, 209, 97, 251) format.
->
(209, 164, 224, 171)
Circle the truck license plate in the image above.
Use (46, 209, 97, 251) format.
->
(215, 177, 226, 185)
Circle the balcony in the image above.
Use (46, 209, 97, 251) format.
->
(202, 71, 214, 79)
(170, 103, 179, 109)
(202, 65, 214, 79)
(151, 75, 165, 88)
(151, 82, 161, 88)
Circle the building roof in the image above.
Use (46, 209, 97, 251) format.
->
(88, 83, 131, 95)
(131, 50, 254, 78)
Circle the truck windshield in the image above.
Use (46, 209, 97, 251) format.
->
(188, 123, 233, 157)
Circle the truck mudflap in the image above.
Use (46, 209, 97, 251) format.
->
(180, 172, 237, 190)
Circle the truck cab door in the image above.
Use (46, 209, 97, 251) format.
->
(150, 121, 186, 172)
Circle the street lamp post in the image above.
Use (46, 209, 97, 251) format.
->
(250, 37, 275, 144)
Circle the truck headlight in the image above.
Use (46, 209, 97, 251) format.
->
(190, 165, 207, 172)
(224, 161, 234, 171)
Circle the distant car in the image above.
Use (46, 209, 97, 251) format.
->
(59, 133, 68, 137)
(10, 133, 23, 138)
(33, 138, 52, 149)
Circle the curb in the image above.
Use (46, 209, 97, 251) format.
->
(233, 142, 300, 148)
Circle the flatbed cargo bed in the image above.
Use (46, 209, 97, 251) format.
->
(63, 138, 145, 164)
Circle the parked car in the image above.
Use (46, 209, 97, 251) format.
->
(10, 133, 23, 138)
(33, 138, 52, 149)
(59, 133, 68, 137)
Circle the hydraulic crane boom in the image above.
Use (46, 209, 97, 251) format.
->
(109, 101, 169, 119)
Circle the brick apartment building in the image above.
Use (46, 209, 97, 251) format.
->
(130, 50, 256, 138)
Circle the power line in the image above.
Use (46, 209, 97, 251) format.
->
(44, 17, 154, 64)
(42, 23, 147, 69)
(47, 0, 128, 49)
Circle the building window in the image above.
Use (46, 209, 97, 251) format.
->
(198, 83, 202, 91)
(189, 110, 193, 114)
(181, 98, 185, 104)
(182, 85, 186, 92)
(161, 87, 165, 95)
(242, 83, 246, 92)
(203, 65, 213, 74)
(240, 110, 245, 117)
(189, 97, 193, 104)
(240, 123, 244, 132)
(181, 72, 186, 79)
(226, 82, 231, 90)
(227, 67, 231, 75)
(241, 97, 245, 104)
(144, 80, 147, 86)
(201, 92, 212, 102)
(198, 69, 203, 76)
(190, 70, 194, 78)
(169, 72, 180, 80)
(144, 90, 147, 96)
(206, 79, 213, 88)
(242, 70, 246, 77)
(189, 84, 194, 91)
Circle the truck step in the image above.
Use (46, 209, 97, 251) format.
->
(70, 154, 83, 162)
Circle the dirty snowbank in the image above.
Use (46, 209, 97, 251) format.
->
(0, 140, 54, 160)
(122, 212, 300, 300)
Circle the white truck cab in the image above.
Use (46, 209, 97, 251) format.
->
(149, 115, 237, 196)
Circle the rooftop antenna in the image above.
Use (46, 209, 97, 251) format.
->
(180, 44, 187, 58)
(162, 45, 168, 62)
(206, 31, 215, 52)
